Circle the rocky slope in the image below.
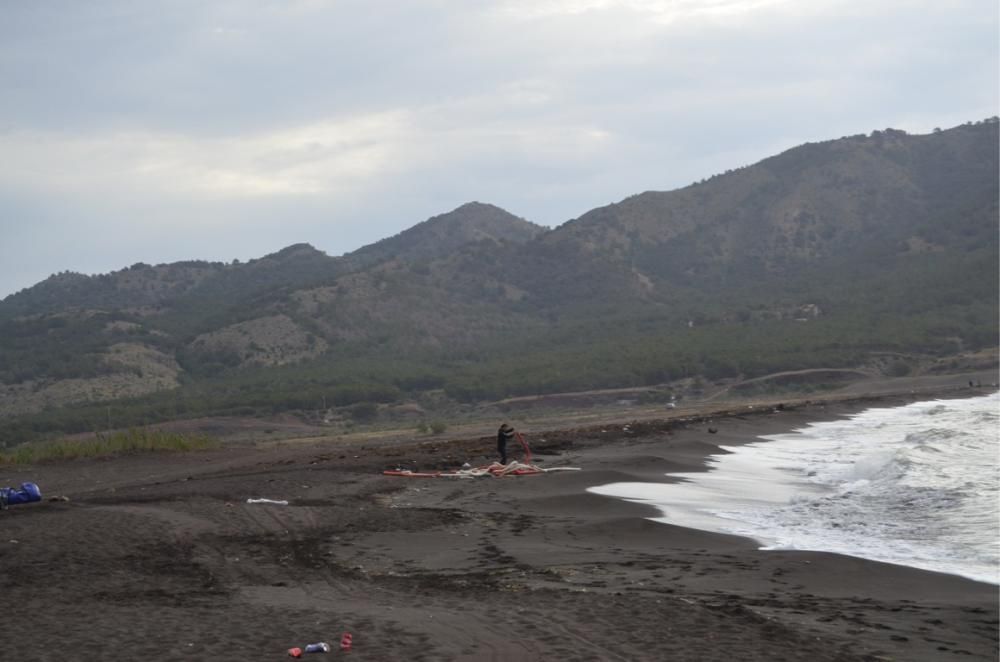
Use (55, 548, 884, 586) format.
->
(1, 120, 996, 425)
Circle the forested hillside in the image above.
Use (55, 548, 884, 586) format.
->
(1, 120, 996, 444)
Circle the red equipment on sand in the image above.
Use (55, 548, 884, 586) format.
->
(382, 432, 579, 478)
(514, 431, 532, 464)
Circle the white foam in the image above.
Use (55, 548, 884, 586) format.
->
(589, 392, 1000, 584)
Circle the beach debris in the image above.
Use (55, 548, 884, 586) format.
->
(287, 641, 330, 657)
(340, 632, 353, 651)
(0, 483, 42, 510)
(388, 430, 579, 478)
(384, 461, 580, 479)
(708, 427, 718, 434)
(47, 495, 70, 502)
(246, 498, 289, 505)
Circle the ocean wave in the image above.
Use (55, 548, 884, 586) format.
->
(592, 392, 1000, 584)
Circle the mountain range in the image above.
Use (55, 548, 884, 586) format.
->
(1, 119, 997, 443)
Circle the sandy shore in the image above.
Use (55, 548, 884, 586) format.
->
(0, 383, 997, 661)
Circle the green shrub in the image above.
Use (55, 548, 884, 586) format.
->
(349, 402, 378, 422)
(0, 428, 218, 466)
(886, 360, 912, 377)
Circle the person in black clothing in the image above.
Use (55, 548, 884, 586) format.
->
(497, 423, 515, 465)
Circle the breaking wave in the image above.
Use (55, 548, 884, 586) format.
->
(590, 392, 1000, 584)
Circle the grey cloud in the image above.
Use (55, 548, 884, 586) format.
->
(0, 0, 996, 297)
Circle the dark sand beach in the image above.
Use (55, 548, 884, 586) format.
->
(1, 379, 997, 661)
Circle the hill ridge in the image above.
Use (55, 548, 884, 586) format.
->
(0, 119, 995, 441)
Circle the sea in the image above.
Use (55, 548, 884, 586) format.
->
(589, 392, 1000, 584)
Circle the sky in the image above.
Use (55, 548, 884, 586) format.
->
(1, 0, 997, 299)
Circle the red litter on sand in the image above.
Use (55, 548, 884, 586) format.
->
(289, 642, 330, 657)
(340, 632, 353, 651)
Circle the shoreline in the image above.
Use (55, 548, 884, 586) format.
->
(583, 390, 1000, 586)
(0, 380, 996, 660)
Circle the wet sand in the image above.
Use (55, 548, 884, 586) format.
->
(0, 385, 996, 661)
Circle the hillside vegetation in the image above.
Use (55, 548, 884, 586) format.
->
(1, 120, 996, 444)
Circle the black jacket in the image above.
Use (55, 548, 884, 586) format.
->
(497, 426, 515, 446)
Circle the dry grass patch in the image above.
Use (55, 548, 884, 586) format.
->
(0, 429, 218, 466)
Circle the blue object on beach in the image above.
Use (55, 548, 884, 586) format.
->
(0, 483, 42, 509)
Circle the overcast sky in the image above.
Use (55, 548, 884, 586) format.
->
(1, 0, 997, 298)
